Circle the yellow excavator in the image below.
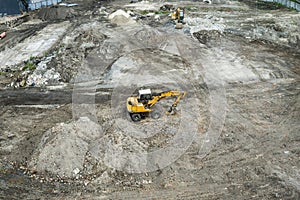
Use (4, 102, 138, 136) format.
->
(127, 89, 186, 122)
(171, 7, 184, 23)
(171, 7, 185, 29)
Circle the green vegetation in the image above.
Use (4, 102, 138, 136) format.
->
(22, 56, 37, 71)
(140, 10, 169, 15)
(185, 5, 195, 10)
(22, 62, 36, 71)
(154, 10, 169, 15)
(140, 10, 150, 15)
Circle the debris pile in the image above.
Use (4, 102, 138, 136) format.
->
(26, 55, 61, 86)
(193, 30, 222, 44)
(185, 15, 226, 34)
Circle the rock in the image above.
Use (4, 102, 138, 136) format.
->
(7, 133, 16, 139)
(20, 80, 26, 87)
(92, 171, 112, 184)
(160, 4, 174, 11)
(175, 23, 183, 29)
(73, 168, 80, 175)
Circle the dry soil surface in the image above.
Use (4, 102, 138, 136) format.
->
(0, 0, 299, 199)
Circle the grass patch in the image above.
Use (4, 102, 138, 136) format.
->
(154, 10, 169, 15)
(22, 56, 37, 71)
(140, 10, 150, 15)
(22, 62, 36, 71)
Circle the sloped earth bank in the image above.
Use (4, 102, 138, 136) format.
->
(0, 0, 299, 199)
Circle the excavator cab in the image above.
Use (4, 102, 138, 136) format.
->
(137, 89, 152, 103)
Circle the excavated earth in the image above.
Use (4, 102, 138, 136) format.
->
(0, 0, 299, 199)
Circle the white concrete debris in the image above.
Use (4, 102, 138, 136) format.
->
(185, 15, 226, 34)
(73, 168, 80, 175)
(26, 56, 61, 86)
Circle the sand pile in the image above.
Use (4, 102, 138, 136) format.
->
(108, 9, 136, 25)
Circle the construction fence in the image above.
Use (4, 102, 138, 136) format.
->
(262, 0, 300, 11)
(28, 0, 64, 11)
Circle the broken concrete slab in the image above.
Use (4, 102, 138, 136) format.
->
(0, 21, 71, 69)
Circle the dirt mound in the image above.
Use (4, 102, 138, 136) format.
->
(36, 6, 73, 21)
(108, 9, 136, 25)
(29, 117, 103, 177)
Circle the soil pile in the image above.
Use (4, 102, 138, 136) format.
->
(36, 6, 73, 21)
(29, 117, 103, 177)
(108, 9, 136, 25)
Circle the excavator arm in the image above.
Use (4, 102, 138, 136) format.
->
(147, 90, 186, 113)
(171, 91, 186, 107)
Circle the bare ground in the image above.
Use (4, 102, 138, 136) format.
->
(0, 0, 299, 199)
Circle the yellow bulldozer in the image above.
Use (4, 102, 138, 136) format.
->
(127, 89, 186, 122)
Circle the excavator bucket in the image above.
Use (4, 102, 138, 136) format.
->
(166, 106, 176, 115)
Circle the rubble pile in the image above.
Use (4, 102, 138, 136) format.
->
(26, 55, 61, 86)
(185, 15, 226, 34)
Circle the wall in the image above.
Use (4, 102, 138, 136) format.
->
(29, 0, 63, 10)
(0, 0, 20, 16)
(262, 0, 300, 11)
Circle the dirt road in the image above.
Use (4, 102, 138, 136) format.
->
(0, 0, 299, 199)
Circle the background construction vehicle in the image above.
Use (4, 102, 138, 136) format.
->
(171, 7, 184, 23)
(127, 89, 186, 122)
(171, 7, 185, 29)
